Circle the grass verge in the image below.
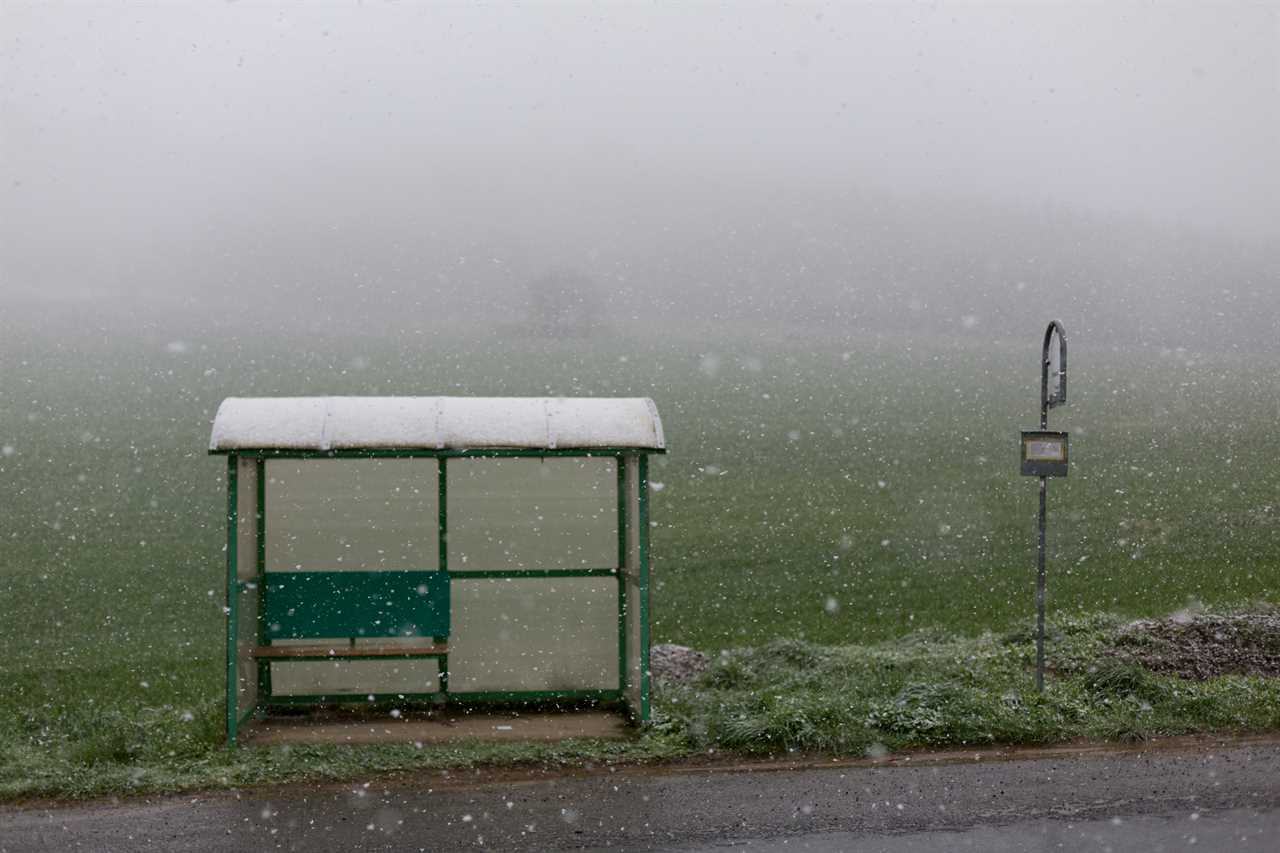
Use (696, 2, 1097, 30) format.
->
(3, 608, 1277, 803)
(656, 610, 1280, 755)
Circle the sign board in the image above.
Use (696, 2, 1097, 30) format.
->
(1021, 430, 1068, 477)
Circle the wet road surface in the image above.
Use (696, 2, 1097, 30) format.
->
(664, 807, 1279, 851)
(3, 740, 1278, 852)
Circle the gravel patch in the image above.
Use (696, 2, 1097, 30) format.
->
(650, 644, 710, 684)
(1112, 610, 1280, 680)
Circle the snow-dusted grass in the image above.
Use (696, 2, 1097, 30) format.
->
(3, 610, 1277, 801)
(655, 611, 1280, 755)
(1, 328, 1278, 799)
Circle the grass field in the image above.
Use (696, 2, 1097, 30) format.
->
(1, 324, 1277, 799)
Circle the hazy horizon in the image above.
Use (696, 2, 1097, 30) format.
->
(3, 2, 1278, 349)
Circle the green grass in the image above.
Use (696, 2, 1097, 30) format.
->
(1, 325, 1278, 800)
(656, 610, 1280, 756)
(3, 610, 1277, 801)
(1, 734, 679, 802)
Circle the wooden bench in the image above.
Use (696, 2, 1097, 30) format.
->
(256, 569, 450, 693)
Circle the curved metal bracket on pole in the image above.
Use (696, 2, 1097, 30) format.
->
(1041, 321, 1067, 428)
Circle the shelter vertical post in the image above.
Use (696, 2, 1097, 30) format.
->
(623, 456, 641, 717)
(437, 456, 449, 695)
(622, 454, 653, 721)
(616, 458, 628, 697)
(226, 456, 261, 743)
(224, 454, 239, 744)
(638, 454, 651, 721)
(255, 459, 270, 702)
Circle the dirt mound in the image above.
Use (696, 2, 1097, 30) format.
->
(1111, 610, 1280, 680)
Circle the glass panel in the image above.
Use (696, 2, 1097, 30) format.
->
(270, 659, 440, 696)
(236, 458, 259, 581)
(265, 459, 438, 571)
(448, 457, 616, 570)
(449, 577, 618, 692)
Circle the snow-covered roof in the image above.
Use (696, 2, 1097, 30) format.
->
(209, 397, 665, 452)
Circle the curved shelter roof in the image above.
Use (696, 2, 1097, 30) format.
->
(209, 396, 665, 452)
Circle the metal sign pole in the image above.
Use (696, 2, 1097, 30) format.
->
(1036, 475, 1047, 692)
(1033, 321, 1066, 693)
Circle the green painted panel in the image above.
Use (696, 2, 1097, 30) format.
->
(263, 570, 450, 641)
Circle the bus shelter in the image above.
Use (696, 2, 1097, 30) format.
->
(208, 396, 664, 745)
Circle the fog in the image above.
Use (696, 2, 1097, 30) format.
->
(5, 5, 1280, 802)
(3, 1, 1278, 348)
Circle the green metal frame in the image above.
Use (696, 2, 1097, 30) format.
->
(224, 456, 239, 743)
(255, 460, 270, 702)
(449, 568, 617, 579)
(222, 447, 658, 745)
(616, 459, 628, 696)
(438, 457, 449, 693)
(638, 454, 652, 721)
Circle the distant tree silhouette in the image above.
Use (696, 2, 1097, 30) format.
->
(525, 270, 603, 338)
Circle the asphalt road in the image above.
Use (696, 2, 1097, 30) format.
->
(664, 808, 1280, 852)
(3, 740, 1279, 852)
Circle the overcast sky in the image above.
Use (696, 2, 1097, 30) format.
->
(3, 1, 1278, 310)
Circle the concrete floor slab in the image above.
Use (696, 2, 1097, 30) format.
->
(242, 709, 631, 746)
